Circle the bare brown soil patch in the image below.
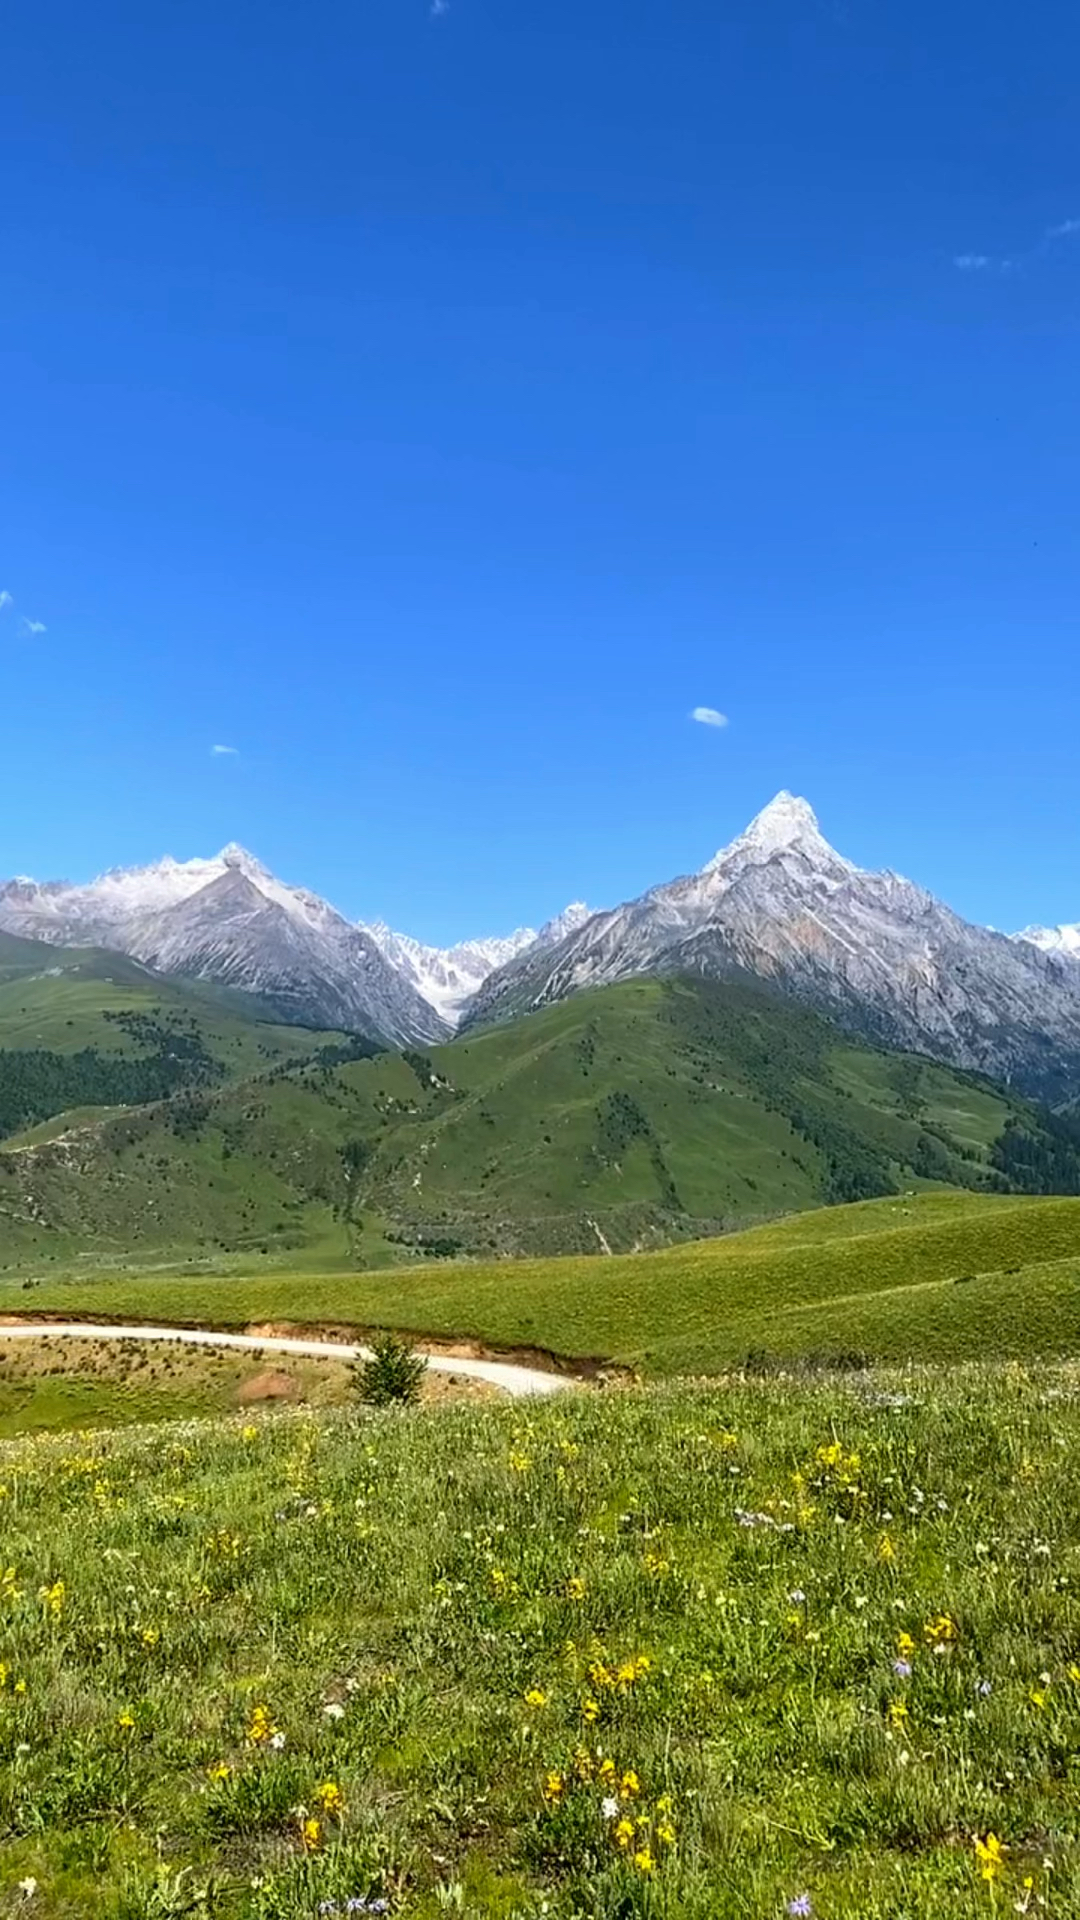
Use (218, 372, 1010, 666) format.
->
(235, 1368, 302, 1405)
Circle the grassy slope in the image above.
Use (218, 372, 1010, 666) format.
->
(0, 1334, 478, 1435)
(14, 1190, 1080, 1373)
(0, 930, 340, 1071)
(2, 1370, 1079, 1917)
(366, 978, 1026, 1236)
(1, 976, 1063, 1272)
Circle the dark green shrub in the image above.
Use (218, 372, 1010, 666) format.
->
(353, 1334, 427, 1407)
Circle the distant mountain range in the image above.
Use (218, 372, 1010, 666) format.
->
(2, 797, 1079, 1096)
(364, 903, 593, 1025)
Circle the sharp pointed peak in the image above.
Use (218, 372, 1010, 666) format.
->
(744, 790, 822, 839)
(702, 791, 845, 874)
(218, 842, 267, 869)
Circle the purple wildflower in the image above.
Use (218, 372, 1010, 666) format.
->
(893, 1659, 912, 1679)
(787, 1898, 813, 1918)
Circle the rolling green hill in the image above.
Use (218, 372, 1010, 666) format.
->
(0, 929, 356, 1143)
(12, 1190, 1080, 1374)
(2, 974, 1079, 1275)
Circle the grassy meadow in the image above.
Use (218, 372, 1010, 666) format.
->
(0, 1336, 489, 1437)
(6, 975, 1078, 1274)
(12, 1191, 1080, 1376)
(0, 1368, 1078, 1916)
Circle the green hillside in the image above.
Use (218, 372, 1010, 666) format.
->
(3, 974, 1079, 1273)
(0, 930, 355, 1143)
(16, 1189, 1080, 1373)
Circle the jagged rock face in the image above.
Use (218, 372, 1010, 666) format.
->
(466, 794, 1080, 1102)
(0, 847, 449, 1047)
(362, 923, 539, 1026)
(363, 902, 595, 1027)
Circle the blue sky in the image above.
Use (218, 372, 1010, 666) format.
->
(2, 0, 1078, 942)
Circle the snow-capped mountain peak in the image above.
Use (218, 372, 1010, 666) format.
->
(536, 901, 594, 946)
(702, 791, 851, 876)
(0, 848, 449, 1046)
(363, 905, 596, 1026)
(464, 791, 1080, 1102)
(1015, 923, 1080, 961)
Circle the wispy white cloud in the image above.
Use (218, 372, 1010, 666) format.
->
(0, 591, 12, 614)
(211, 743, 239, 757)
(691, 706, 729, 729)
(953, 217, 1080, 277)
(430, 0, 449, 16)
(20, 618, 46, 636)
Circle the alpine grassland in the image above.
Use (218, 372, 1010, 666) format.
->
(15, 1191, 1080, 1376)
(1, 1368, 1079, 1916)
(6, 978, 1080, 1273)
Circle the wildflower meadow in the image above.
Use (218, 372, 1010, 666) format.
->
(1, 1365, 1079, 1917)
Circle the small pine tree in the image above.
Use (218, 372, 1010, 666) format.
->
(353, 1333, 427, 1408)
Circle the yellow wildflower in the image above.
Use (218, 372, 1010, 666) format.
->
(117, 1710, 135, 1734)
(241, 1425, 258, 1442)
(301, 1816, 322, 1852)
(1068, 1663, 1080, 1683)
(565, 1576, 586, 1601)
(315, 1780, 345, 1816)
(206, 1762, 232, 1783)
(877, 1534, 897, 1564)
(524, 1688, 548, 1709)
(1030, 1688, 1048, 1710)
(889, 1700, 908, 1726)
(581, 1696, 600, 1723)
(508, 1450, 531, 1474)
(248, 1704, 276, 1745)
(633, 1848, 655, 1874)
(974, 1833, 1004, 1882)
(896, 1632, 915, 1659)
(620, 1768, 641, 1799)
(38, 1579, 65, 1619)
(613, 1818, 635, 1850)
(542, 1770, 565, 1804)
(657, 1821, 676, 1846)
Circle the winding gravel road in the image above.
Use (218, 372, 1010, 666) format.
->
(0, 1322, 572, 1399)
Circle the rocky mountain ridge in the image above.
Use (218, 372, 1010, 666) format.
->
(0, 846, 591, 1046)
(1015, 922, 1080, 962)
(363, 902, 593, 1025)
(465, 794, 1080, 1103)
(4, 801, 1079, 1092)
(0, 846, 446, 1047)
